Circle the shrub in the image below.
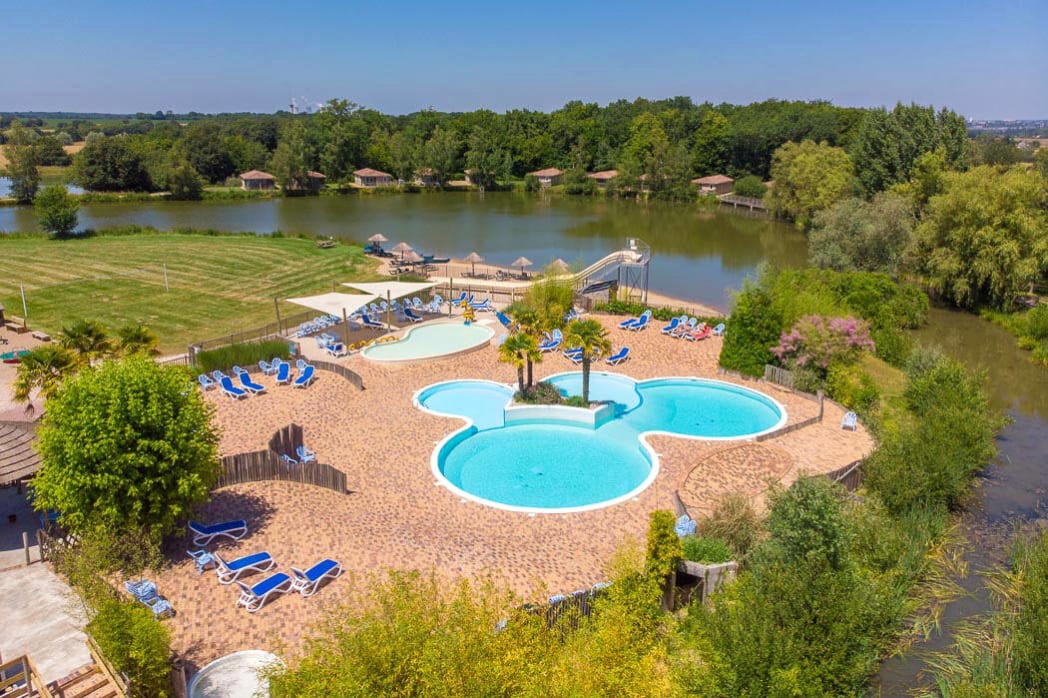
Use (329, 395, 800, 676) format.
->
(1022, 304, 1048, 341)
(34, 185, 80, 237)
(1013, 532, 1048, 693)
(772, 315, 875, 377)
(681, 536, 734, 564)
(88, 597, 173, 697)
(697, 494, 764, 560)
(826, 364, 880, 414)
(719, 281, 783, 377)
(871, 326, 911, 367)
(762, 477, 852, 571)
(524, 174, 540, 192)
(732, 174, 766, 199)
(515, 381, 563, 405)
(593, 300, 720, 325)
(194, 339, 292, 374)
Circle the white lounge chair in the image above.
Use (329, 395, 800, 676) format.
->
(214, 551, 276, 585)
(290, 559, 342, 597)
(189, 519, 247, 545)
(235, 572, 292, 612)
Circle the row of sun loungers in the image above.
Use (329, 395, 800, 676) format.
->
(198, 360, 316, 397)
(659, 315, 725, 341)
(561, 345, 631, 366)
(187, 518, 341, 611)
(293, 314, 342, 338)
(447, 292, 493, 312)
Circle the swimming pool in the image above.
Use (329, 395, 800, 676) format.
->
(415, 373, 787, 513)
(361, 321, 494, 363)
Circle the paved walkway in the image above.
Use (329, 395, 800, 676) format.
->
(0, 565, 90, 683)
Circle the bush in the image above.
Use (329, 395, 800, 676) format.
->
(681, 536, 734, 564)
(697, 494, 764, 560)
(871, 326, 911, 367)
(762, 477, 852, 571)
(826, 364, 880, 414)
(194, 339, 292, 374)
(524, 174, 540, 192)
(732, 174, 765, 199)
(1013, 532, 1048, 693)
(1022, 304, 1048, 341)
(719, 281, 783, 377)
(771, 315, 875, 378)
(88, 598, 173, 697)
(34, 185, 79, 237)
(515, 381, 563, 405)
(593, 300, 721, 325)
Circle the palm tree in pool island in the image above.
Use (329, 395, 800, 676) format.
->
(564, 319, 611, 403)
(510, 306, 543, 387)
(499, 333, 540, 397)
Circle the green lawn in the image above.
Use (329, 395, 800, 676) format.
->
(0, 232, 383, 352)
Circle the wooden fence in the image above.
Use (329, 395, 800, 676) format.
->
(762, 364, 796, 390)
(827, 458, 865, 491)
(311, 359, 366, 390)
(215, 450, 350, 495)
(268, 423, 304, 457)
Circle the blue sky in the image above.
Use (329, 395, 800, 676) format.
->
(5, 0, 1046, 118)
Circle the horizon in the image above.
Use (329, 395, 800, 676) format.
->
(5, 0, 1047, 120)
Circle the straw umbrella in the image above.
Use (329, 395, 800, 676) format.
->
(391, 241, 414, 259)
(367, 233, 389, 243)
(550, 258, 571, 274)
(511, 256, 533, 279)
(463, 251, 484, 278)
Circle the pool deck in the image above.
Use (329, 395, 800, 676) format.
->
(153, 314, 872, 669)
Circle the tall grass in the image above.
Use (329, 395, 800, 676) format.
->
(194, 339, 290, 374)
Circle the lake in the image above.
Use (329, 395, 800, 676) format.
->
(0, 192, 805, 310)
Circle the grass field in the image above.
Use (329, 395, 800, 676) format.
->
(0, 232, 383, 352)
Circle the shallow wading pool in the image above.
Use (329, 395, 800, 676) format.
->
(361, 322, 494, 363)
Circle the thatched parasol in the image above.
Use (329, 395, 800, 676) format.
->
(367, 233, 389, 243)
(549, 258, 571, 273)
(463, 251, 484, 277)
(511, 256, 533, 277)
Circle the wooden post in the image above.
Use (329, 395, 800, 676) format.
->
(342, 307, 350, 346)
(386, 290, 392, 329)
(23, 531, 30, 566)
(20, 282, 28, 326)
(163, 263, 170, 292)
(273, 298, 283, 334)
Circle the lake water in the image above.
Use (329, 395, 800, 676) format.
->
(0, 192, 805, 309)
(0, 177, 82, 197)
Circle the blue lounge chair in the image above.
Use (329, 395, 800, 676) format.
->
(496, 311, 514, 329)
(450, 291, 467, 305)
(404, 307, 423, 323)
(674, 515, 696, 537)
(235, 572, 292, 612)
(214, 551, 276, 585)
(606, 347, 630, 365)
(275, 361, 292, 385)
(198, 374, 216, 391)
(627, 312, 651, 332)
(674, 317, 697, 338)
(211, 370, 227, 383)
(660, 317, 681, 335)
(189, 519, 247, 546)
(296, 359, 308, 371)
(618, 315, 639, 329)
(238, 371, 266, 395)
(470, 298, 492, 312)
(187, 549, 216, 575)
(124, 580, 174, 619)
(571, 348, 601, 365)
(712, 322, 726, 336)
(294, 365, 316, 388)
(232, 365, 247, 376)
(219, 376, 248, 400)
(563, 347, 583, 359)
(296, 445, 316, 463)
(841, 411, 858, 431)
(290, 558, 342, 597)
(258, 359, 275, 376)
(539, 338, 561, 353)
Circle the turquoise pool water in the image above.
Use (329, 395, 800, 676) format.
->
(362, 322, 494, 362)
(416, 373, 786, 512)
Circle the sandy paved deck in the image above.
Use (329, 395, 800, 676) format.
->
(157, 315, 871, 668)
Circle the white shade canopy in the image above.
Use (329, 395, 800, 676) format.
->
(286, 292, 378, 317)
(342, 280, 437, 300)
(367, 233, 388, 243)
(511, 256, 533, 268)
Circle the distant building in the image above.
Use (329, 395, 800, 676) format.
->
(527, 167, 563, 187)
(414, 167, 438, 187)
(353, 168, 393, 187)
(692, 174, 734, 196)
(239, 170, 276, 191)
(306, 171, 326, 192)
(1016, 137, 1048, 150)
(463, 169, 478, 186)
(587, 170, 618, 188)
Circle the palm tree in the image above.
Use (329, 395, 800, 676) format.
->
(116, 323, 159, 357)
(59, 319, 112, 364)
(498, 333, 538, 397)
(14, 345, 77, 402)
(563, 319, 611, 404)
(511, 307, 543, 387)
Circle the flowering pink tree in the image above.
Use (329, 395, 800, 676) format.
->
(772, 315, 875, 375)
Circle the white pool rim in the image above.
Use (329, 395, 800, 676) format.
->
(361, 320, 495, 364)
(187, 650, 283, 698)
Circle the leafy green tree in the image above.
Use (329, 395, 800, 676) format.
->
(767, 140, 854, 228)
(422, 126, 460, 185)
(32, 357, 220, 536)
(34, 185, 79, 237)
(269, 120, 311, 190)
(13, 345, 77, 402)
(59, 319, 113, 364)
(116, 323, 159, 356)
(808, 194, 913, 276)
(464, 127, 511, 190)
(34, 135, 71, 166)
(223, 135, 269, 175)
(1, 122, 40, 203)
(719, 279, 783, 376)
(914, 166, 1048, 309)
(181, 121, 234, 183)
(387, 131, 419, 183)
(563, 319, 611, 403)
(763, 477, 852, 571)
(72, 136, 152, 191)
(166, 160, 203, 200)
(969, 134, 1021, 167)
(1035, 148, 1048, 178)
(691, 110, 730, 175)
(499, 333, 537, 396)
(732, 174, 765, 199)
